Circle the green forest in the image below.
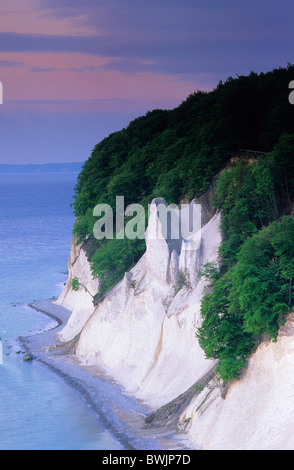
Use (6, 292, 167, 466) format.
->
(72, 64, 294, 381)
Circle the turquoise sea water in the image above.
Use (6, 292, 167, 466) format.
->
(0, 172, 122, 450)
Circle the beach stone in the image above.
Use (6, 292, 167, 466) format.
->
(23, 354, 33, 362)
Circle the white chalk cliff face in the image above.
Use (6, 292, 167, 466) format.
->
(180, 314, 294, 450)
(56, 238, 99, 344)
(56, 199, 220, 409)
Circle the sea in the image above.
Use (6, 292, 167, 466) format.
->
(0, 170, 123, 450)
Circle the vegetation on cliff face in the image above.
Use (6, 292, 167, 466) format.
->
(72, 65, 294, 380)
(197, 138, 294, 381)
(198, 214, 294, 381)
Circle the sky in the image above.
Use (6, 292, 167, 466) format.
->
(0, 0, 293, 164)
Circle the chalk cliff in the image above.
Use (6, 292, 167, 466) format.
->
(179, 313, 294, 450)
(56, 199, 220, 409)
(56, 237, 99, 344)
(56, 197, 294, 450)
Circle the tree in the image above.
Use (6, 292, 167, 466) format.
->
(197, 218, 293, 381)
(91, 237, 145, 297)
(197, 269, 255, 381)
(71, 277, 95, 299)
(271, 217, 294, 308)
(229, 225, 286, 338)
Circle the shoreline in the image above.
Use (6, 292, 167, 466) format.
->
(19, 299, 196, 451)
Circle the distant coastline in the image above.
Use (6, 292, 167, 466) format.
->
(0, 162, 84, 174)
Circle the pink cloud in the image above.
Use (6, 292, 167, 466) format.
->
(0, 51, 207, 108)
(0, 0, 95, 36)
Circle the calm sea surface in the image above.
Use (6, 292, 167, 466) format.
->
(0, 172, 122, 450)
